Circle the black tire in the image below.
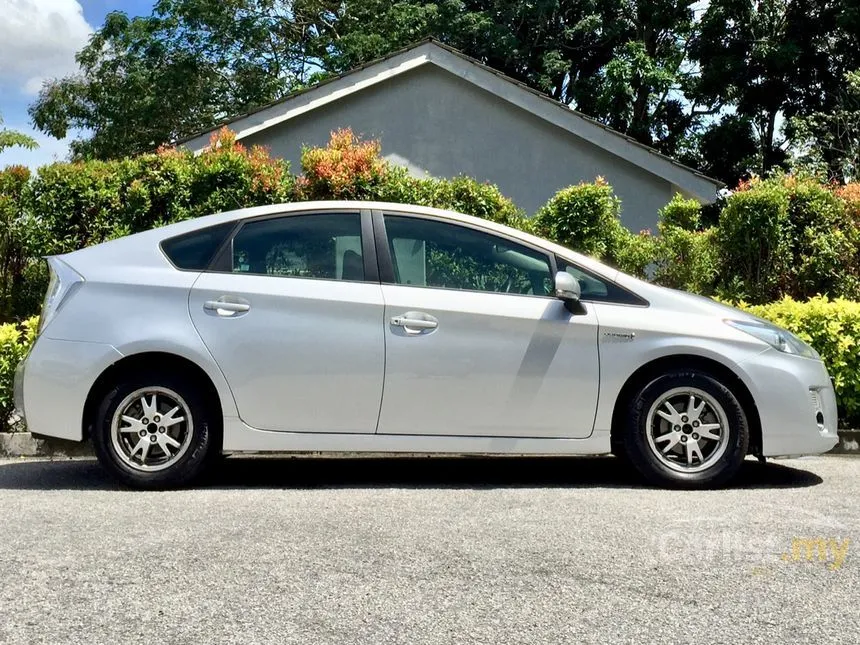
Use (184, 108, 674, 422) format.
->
(92, 370, 220, 489)
(619, 369, 749, 489)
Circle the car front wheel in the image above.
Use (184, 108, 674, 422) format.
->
(621, 369, 749, 488)
(92, 372, 218, 489)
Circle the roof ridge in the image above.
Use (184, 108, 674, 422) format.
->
(178, 39, 722, 189)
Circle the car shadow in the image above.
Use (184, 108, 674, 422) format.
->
(0, 455, 824, 491)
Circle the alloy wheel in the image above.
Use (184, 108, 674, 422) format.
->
(110, 386, 194, 472)
(645, 386, 730, 473)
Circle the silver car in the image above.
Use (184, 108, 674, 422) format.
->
(14, 201, 838, 488)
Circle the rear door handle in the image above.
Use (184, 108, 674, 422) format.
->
(204, 298, 250, 316)
(390, 312, 438, 334)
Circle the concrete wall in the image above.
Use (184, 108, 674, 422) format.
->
(244, 65, 674, 233)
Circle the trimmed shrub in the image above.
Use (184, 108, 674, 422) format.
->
(640, 194, 720, 294)
(532, 177, 627, 261)
(741, 297, 860, 427)
(26, 128, 296, 258)
(0, 166, 39, 323)
(653, 226, 719, 294)
(784, 175, 860, 301)
(300, 130, 528, 229)
(613, 230, 657, 279)
(0, 316, 38, 432)
(28, 160, 129, 256)
(1, 128, 528, 321)
(836, 182, 860, 224)
(185, 129, 295, 218)
(717, 178, 792, 303)
(716, 175, 860, 304)
(392, 175, 528, 230)
(659, 193, 702, 231)
(297, 128, 388, 200)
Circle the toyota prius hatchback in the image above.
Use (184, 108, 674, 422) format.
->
(14, 201, 838, 489)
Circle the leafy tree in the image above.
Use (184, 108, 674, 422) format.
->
(691, 0, 860, 177)
(0, 114, 37, 153)
(29, 0, 860, 183)
(325, 1, 711, 156)
(30, 0, 716, 163)
(680, 114, 760, 188)
(30, 0, 338, 159)
(790, 70, 860, 183)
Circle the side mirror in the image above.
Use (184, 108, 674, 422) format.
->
(554, 271, 581, 303)
(554, 271, 586, 315)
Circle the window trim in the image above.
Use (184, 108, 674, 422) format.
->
(205, 208, 379, 283)
(372, 209, 557, 299)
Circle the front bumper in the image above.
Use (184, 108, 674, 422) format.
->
(739, 349, 839, 457)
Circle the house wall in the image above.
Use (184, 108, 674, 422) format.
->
(243, 65, 674, 233)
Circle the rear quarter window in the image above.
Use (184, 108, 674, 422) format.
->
(161, 222, 235, 270)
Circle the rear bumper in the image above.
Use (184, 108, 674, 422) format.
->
(13, 356, 26, 421)
(740, 350, 839, 457)
(19, 337, 122, 441)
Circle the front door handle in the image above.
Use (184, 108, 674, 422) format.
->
(204, 298, 250, 316)
(390, 312, 438, 334)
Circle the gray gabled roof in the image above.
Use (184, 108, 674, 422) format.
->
(182, 39, 723, 201)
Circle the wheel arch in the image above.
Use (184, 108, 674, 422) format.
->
(609, 354, 762, 457)
(82, 352, 224, 443)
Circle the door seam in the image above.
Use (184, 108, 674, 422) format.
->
(374, 284, 388, 434)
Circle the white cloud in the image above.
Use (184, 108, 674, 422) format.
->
(0, 0, 93, 95)
(22, 76, 46, 95)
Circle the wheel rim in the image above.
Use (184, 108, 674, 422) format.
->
(645, 387, 730, 474)
(110, 386, 194, 472)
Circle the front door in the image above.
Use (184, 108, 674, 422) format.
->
(189, 210, 385, 433)
(375, 213, 600, 439)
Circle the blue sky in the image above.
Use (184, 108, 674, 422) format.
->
(0, 0, 154, 168)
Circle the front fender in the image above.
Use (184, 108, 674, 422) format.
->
(592, 303, 767, 433)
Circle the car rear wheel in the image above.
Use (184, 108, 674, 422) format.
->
(92, 372, 218, 489)
(621, 369, 749, 488)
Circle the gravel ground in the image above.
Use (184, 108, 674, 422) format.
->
(0, 455, 857, 645)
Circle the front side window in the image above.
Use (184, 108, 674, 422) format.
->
(231, 213, 364, 281)
(384, 215, 552, 296)
(557, 257, 646, 305)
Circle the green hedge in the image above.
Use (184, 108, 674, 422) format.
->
(0, 128, 525, 324)
(531, 177, 626, 261)
(0, 317, 37, 432)
(718, 176, 860, 302)
(4, 130, 860, 322)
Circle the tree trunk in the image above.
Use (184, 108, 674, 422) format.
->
(761, 110, 778, 173)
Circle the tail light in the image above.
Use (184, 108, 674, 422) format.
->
(39, 257, 84, 333)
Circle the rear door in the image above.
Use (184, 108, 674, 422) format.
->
(374, 211, 600, 439)
(188, 209, 385, 434)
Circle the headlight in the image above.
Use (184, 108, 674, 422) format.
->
(725, 319, 819, 359)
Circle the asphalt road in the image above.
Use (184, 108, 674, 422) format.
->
(0, 455, 857, 645)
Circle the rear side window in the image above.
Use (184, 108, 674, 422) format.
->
(230, 212, 364, 281)
(161, 222, 234, 270)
